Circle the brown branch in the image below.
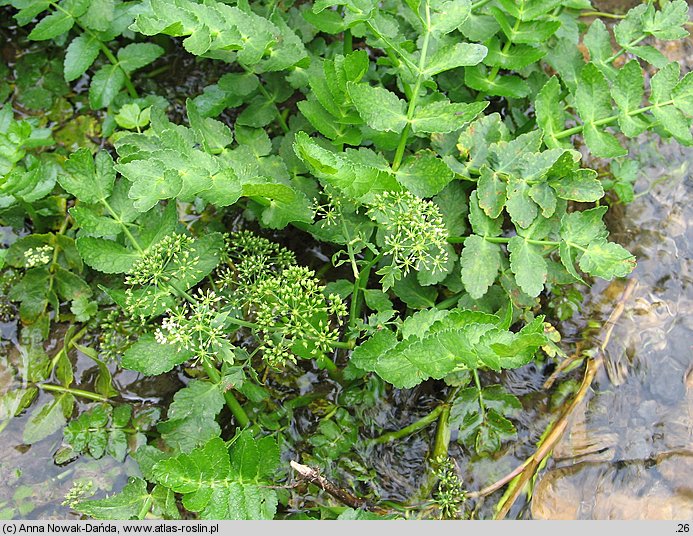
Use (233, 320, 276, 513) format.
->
(290, 460, 389, 515)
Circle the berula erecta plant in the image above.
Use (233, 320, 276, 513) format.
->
(0, 0, 691, 520)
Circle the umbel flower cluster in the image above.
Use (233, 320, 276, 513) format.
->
(216, 231, 296, 308)
(128, 231, 347, 367)
(367, 191, 449, 287)
(154, 289, 234, 363)
(123, 234, 201, 317)
(252, 266, 348, 366)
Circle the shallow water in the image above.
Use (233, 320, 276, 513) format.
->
(530, 134, 693, 520)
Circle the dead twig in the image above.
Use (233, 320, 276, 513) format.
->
(290, 460, 390, 515)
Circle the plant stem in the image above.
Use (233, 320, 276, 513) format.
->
(202, 360, 251, 428)
(365, 22, 420, 74)
(348, 250, 378, 334)
(344, 29, 353, 55)
(553, 100, 673, 140)
(471, 0, 493, 11)
(448, 236, 560, 247)
(37, 383, 110, 402)
(580, 10, 625, 19)
(248, 69, 289, 134)
(101, 198, 143, 253)
(371, 404, 444, 444)
(391, 2, 432, 171)
(472, 369, 485, 414)
(436, 292, 462, 310)
(485, 17, 520, 87)
(431, 403, 451, 460)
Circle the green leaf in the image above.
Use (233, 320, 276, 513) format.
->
(117, 43, 164, 74)
(672, 71, 693, 116)
(76, 237, 140, 274)
(576, 63, 626, 157)
(28, 10, 74, 40)
(477, 166, 506, 219)
(411, 100, 487, 134)
(23, 394, 73, 444)
(643, 0, 689, 41)
(611, 60, 648, 137)
(346, 82, 407, 132)
(536, 76, 568, 149)
(551, 169, 604, 202)
(59, 149, 115, 204)
(559, 206, 608, 246)
(578, 239, 636, 279)
(505, 179, 537, 229)
(158, 380, 224, 453)
(429, 0, 471, 36)
(186, 99, 233, 153)
(395, 150, 453, 197)
(583, 19, 616, 78)
(650, 62, 692, 144)
(468, 190, 502, 237)
(483, 38, 545, 70)
(508, 236, 547, 297)
(459, 234, 501, 299)
(152, 434, 278, 520)
(89, 64, 126, 109)
(116, 160, 182, 212)
(74, 477, 156, 520)
(121, 334, 194, 376)
(64, 34, 100, 82)
(115, 103, 151, 130)
(464, 64, 530, 98)
(424, 42, 488, 76)
(496, 0, 560, 21)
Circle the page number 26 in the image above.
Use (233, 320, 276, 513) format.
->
(677, 525, 690, 532)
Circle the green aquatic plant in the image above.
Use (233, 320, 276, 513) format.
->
(0, 0, 691, 521)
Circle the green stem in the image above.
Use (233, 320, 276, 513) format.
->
(202, 361, 251, 428)
(471, 0, 493, 11)
(348, 250, 379, 334)
(96, 40, 138, 98)
(137, 497, 153, 520)
(344, 29, 353, 55)
(473, 369, 485, 414)
(580, 10, 625, 19)
(554, 100, 672, 140)
(365, 22, 420, 74)
(37, 383, 110, 402)
(431, 404, 452, 460)
(250, 70, 289, 134)
(391, 2, 432, 171)
(605, 35, 647, 65)
(371, 404, 444, 444)
(436, 292, 462, 310)
(101, 198, 143, 253)
(486, 17, 520, 86)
